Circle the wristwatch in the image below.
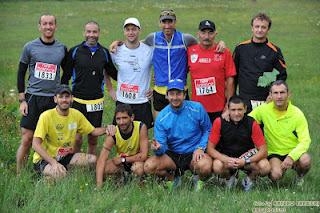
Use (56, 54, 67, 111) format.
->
(121, 157, 126, 164)
(245, 158, 251, 165)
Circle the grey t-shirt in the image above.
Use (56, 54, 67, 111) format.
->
(143, 32, 198, 47)
(20, 38, 66, 96)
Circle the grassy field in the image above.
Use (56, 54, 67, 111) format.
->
(0, 0, 319, 212)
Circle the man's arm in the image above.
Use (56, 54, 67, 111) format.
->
(154, 117, 168, 156)
(274, 47, 287, 81)
(183, 33, 198, 47)
(207, 141, 232, 163)
(248, 120, 268, 163)
(104, 49, 117, 81)
(17, 62, 28, 116)
(104, 73, 116, 101)
(125, 124, 149, 163)
(96, 136, 114, 187)
(32, 137, 66, 174)
(287, 112, 311, 161)
(232, 45, 240, 91)
(61, 47, 73, 85)
(142, 33, 155, 47)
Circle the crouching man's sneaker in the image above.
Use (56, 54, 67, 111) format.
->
(242, 176, 254, 192)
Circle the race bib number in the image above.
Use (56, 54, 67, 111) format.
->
(239, 148, 258, 159)
(86, 101, 104, 112)
(120, 83, 139, 100)
(250, 100, 265, 109)
(34, 62, 57, 80)
(56, 147, 73, 161)
(194, 77, 216, 96)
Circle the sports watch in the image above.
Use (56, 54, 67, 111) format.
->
(121, 157, 126, 163)
(245, 158, 251, 165)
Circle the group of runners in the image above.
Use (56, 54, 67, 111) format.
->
(16, 10, 312, 192)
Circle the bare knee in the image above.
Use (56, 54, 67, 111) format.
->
(144, 157, 158, 174)
(194, 157, 212, 176)
(70, 153, 96, 167)
(298, 154, 311, 169)
(258, 159, 271, 176)
(213, 160, 224, 175)
(20, 128, 34, 147)
(270, 168, 283, 181)
(132, 162, 144, 176)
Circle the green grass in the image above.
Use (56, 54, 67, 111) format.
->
(0, 0, 319, 212)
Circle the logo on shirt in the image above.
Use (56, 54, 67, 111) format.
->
(198, 58, 211, 63)
(68, 122, 77, 130)
(213, 54, 222, 62)
(56, 124, 64, 130)
(260, 55, 267, 60)
(190, 54, 198, 63)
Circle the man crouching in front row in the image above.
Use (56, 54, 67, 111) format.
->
(32, 85, 112, 179)
(96, 104, 149, 187)
(207, 95, 270, 191)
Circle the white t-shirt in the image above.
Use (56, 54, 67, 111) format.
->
(112, 42, 153, 104)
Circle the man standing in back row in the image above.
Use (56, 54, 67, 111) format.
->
(62, 21, 117, 155)
(108, 17, 154, 129)
(110, 9, 225, 118)
(16, 14, 67, 173)
(188, 20, 236, 123)
(233, 13, 287, 112)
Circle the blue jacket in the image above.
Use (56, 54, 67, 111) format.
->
(152, 31, 187, 86)
(154, 100, 212, 155)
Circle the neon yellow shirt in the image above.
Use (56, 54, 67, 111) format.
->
(115, 121, 141, 156)
(249, 102, 311, 161)
(33, 108, 95, 163)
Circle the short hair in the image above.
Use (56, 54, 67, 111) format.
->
(228, 95, 246, 108)
(270, 80, 289, 92)
(84, 21, 100, 31)
(115, 104, 133, 117)
(39, 14, 57, 24)
(251, 13, 272, 29)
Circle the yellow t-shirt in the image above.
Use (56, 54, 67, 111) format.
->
(33, 108, 95, 163)
(115, 121, 141, 156)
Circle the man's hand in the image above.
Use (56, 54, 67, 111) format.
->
(281, 156, 294, 171)
(19, 101, 28, 116)
(193, 148, 204, 162)
(226, 157, 243, 169)
(112, 156, 122, 166)
(221, 110, 230, 122)
(145, 89, 153, 100)
(106, 125, 116, 136)
(51, 161, 67, 178)
(109, 40, 123, 53)
(151, 139, 161, 151)
(215, 40, 226, 53)
(266, 94, 272, 103)
(234, 158, 245, 168)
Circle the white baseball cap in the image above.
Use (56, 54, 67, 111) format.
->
(123, 17, 141, 29)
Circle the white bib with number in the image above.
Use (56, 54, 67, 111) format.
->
(34, 62, 57, 80)
(250, 100, 265, 109)
(194, 77, 216, 96)
(86, 101, 104, 112)
(120, 83, 139, 100)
